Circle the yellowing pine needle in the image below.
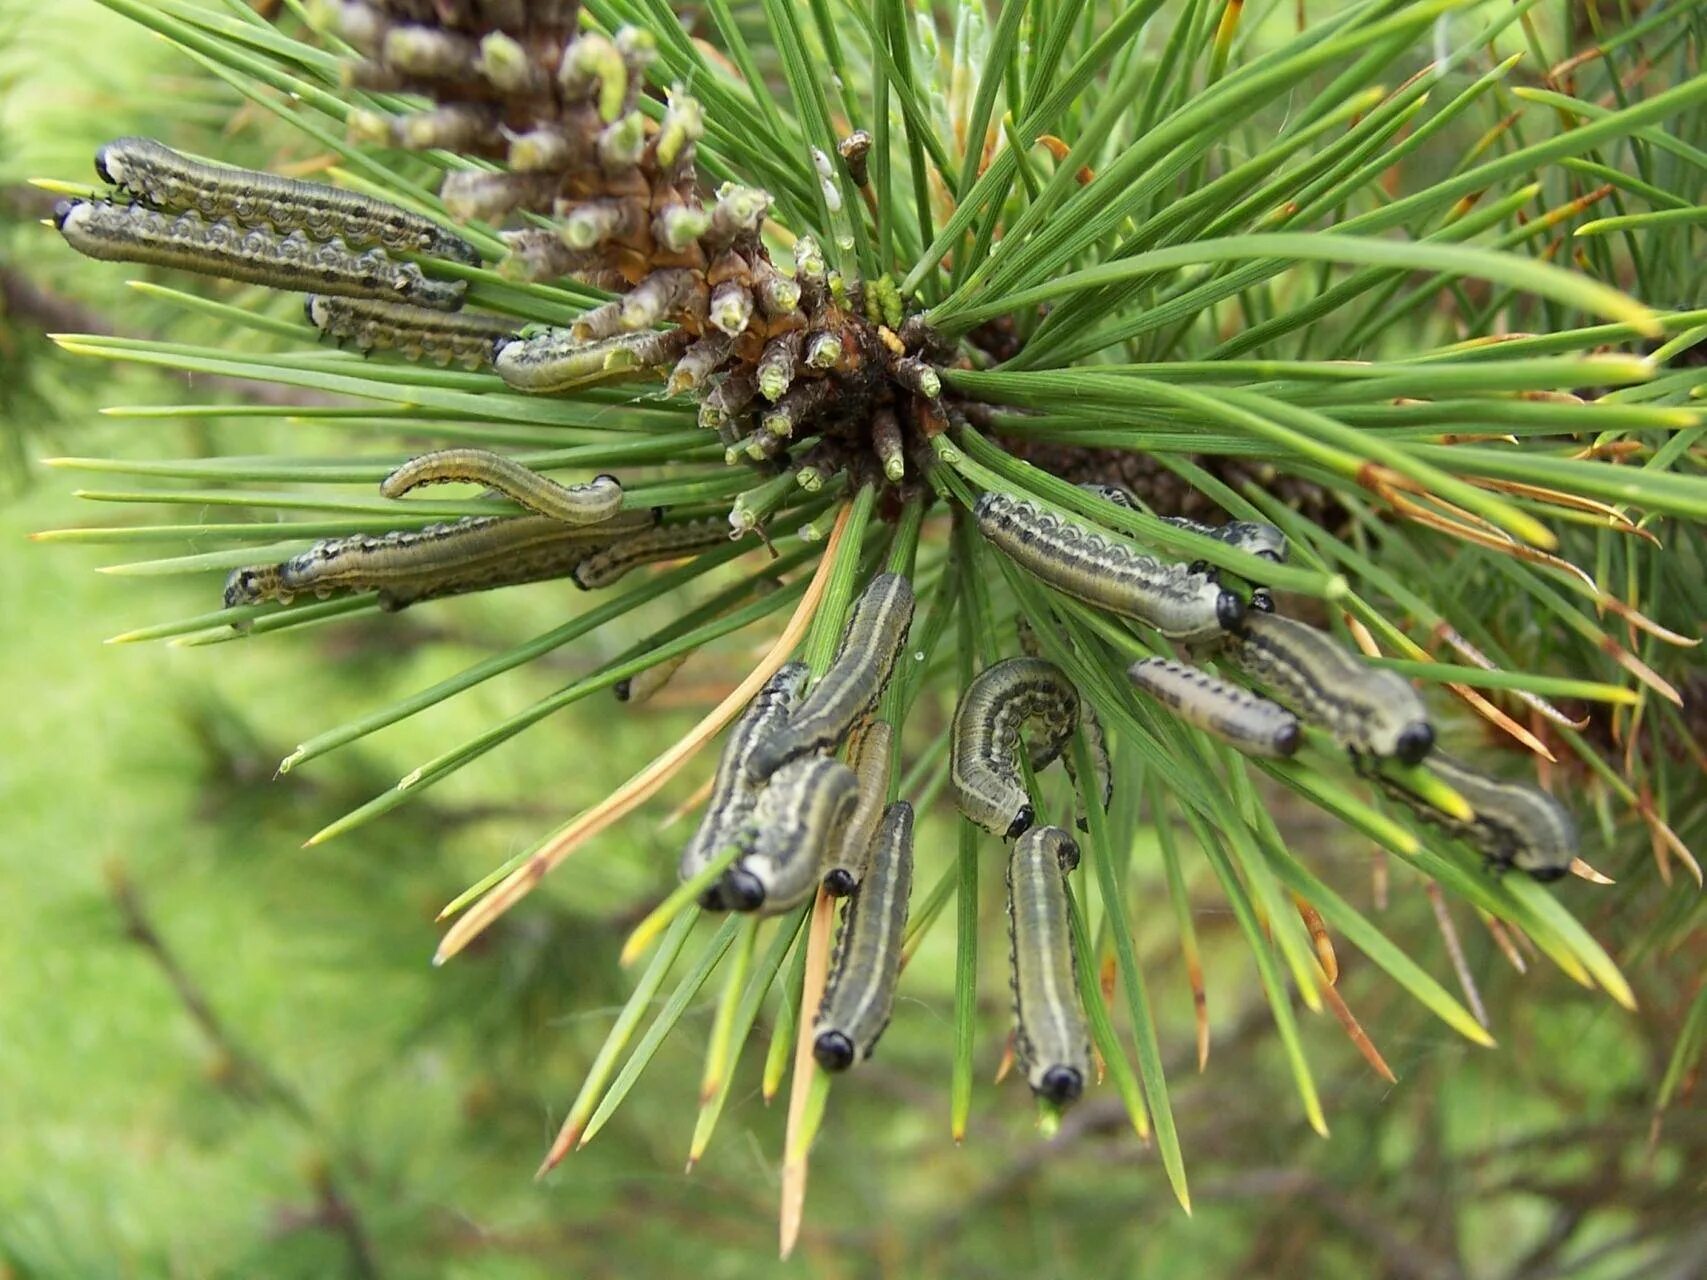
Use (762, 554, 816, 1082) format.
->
(433, 506, 850, 965)
(1293, 895, 1338, 985)
(779, 889, 836, 1261)
(1319, 981, 1398, 1084)
(1570, 858, 1616, 886)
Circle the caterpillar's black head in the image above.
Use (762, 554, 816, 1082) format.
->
(1274, 721, 1302, 758)
(1215, 589, 1247, 633)
(1526, 865, 1569, 884)
(1055, 835, 1082, 873)
(1005, 805, 1035, 841)
(812, 1030, 856, 1072)
(822, 868, 856, 897)
(93, 145, 114, 187)
(719, 866, 766, 913)
(1394, 722, 1435, 766)
(1035, 1065, 1084, 1104)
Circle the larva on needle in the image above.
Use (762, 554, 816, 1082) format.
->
(951, 657, 1080, 840)
(1007, 825, 1091, 1106)
(813, 800, 914, 1071)
(823, 720, 894, 896)
(306, 295, 515, 367)
(1128, 657, 1301, 758)
(380, 449, 625, 525)
(1378, 752, 1577, 881)
(721, 756, 860, 915)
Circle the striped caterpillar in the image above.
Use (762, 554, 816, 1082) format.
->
(570, 518, 732, 590)
(306, 296, 515, 367)
(721, 756, 860, 914)
(1006, 825, 1091, 1105)
(974, 492, 1243, 643)
(93, 136, 479, 264)
(1128, 657, 1301, 758)
(1221, 611, 1434, 764)
(380, 449, 625, 525)
(223, 510, 654, 610)
(55, 200, 465, 310)
(951, 657, 1080, 839)
(678, 663, 810, 907)
(492, 327, 693, 393)
(1377, 752, 1577, 881)
(823, 720, 894, 896)
(746, 573, 916, 779)
(812, 800, 914, 1071)
(1015, 616, 1112, 826)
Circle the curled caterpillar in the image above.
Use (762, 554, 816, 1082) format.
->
(951, 657, 1080, 840)
(824, 720, 894, 896)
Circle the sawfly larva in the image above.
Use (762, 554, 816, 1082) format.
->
(614, 651, 691, 705)
(492, 327, 692, 393)
(813, 800, 914, 1071)
(678, 663, 810, 907)
(305, 295, 514, 367)
(722, 756, 860, 915)
(56, 200, 465, 310)
(570, 518, 732, 590)
(379, 449, 624, 525)
(1128, 657, 1301, 758)
(746, 573, 916, 779)
(1007, 825, 1091, 1106)
(974, 492, 1242, 643)
(1014, 617, 1112, 828)
(1378, 752, 1577, 881)
(1222, 611, 1434, 764)
(951, 657, 1079, 840)
(1160, 516, 1289, 564)
(92, 136, 480, 264)
(824, 720, 894, 896)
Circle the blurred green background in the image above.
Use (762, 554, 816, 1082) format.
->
(1, 5, 1701, 1278)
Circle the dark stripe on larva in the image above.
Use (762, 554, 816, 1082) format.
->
(1159, 516, 1288, 563)
(56, 201, 465, 310)
(221, 512, 653, 607)
(823, 720, 894, 896)
(570, 518, 731, 590)
(492, 327, 692, 393)
(1128, 657, 1301, 757)
(722, 756, 860, 915)
(93, 136, 479, 263)
(813, 800, 914, 1071)
(973, 492, 1242, 642)
(678, 663, 809, 900)
(1014, 616, 1112, 829)
(1222, 612, 1434, 763)
(1007, 825, 1090, 1105)
(1378, 751, 1576, 881)
(305, 295, 514, 367)
(747, 573, 916, 779)
(951, 657, 1079, 839)
(380, 449, 624, 525)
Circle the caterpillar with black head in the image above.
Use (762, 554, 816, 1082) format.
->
(812, 800, 914, 1071)
(380, 449, 624, 525)
(951, 657, 1079, 840)
(570, 517, 732, 590)
(1014, 616, 1112, 828)
(1221, 611, 1434, 765)
(55, 200, 465, 310)
(974, 492, 1242, 643)
(1006, 825, 1092, 1106)
(746, 573, 916, 779)
(823, 720, 894, 896)
(306, 296, 514, 367)
(92, 136, 479, 264)
(1377, 752, 1577, 881)
(720, 756, 860, 915)
(1128, 657, 1301, 758)
(678, 663, 810, 907)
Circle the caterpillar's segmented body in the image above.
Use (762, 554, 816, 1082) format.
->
(93, 136, 479, 263)
(747, 573, 916, 779)
(951, 657, 1080, 839)
(973, 492, 1242, 643)
(1379, 752, 1577, 881)
(722, 756, 860, 914)
(1222, 612, 1434, 764)
(824, 720, 894, 896)
(813, 800, 914, 1071)
(1128, 657, 1301, 757)
(1006, 825, 1091, 1106)
(1014, 617, 1112, 828)
(492, 327, 692, 393)
(570, 518, 731, 589)
(380, 449, 624, 525)
(678, 663, 810, 904)
(56, 200, 465, 310)
(306, 296, 514, 366)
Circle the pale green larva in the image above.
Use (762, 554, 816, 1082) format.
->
(1007, 825, 1091, 1105)
(379, 449, 625, 525)
(305, 296, 514, 367)
(1128, 657, 1301, 757)
(746, 573, 916, 779)
(56, 200, 465, 309)
(1222, 611, 1434, 764)
(93, 136, 480, 263)
(1378, 751, 1577, 881)
(951, 657, 1079, 840)
(973, 492, 1243, 643)
(721, 756, 860, 915)
(678, 662, 810, 908)
(813, 800, 914, 1071)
